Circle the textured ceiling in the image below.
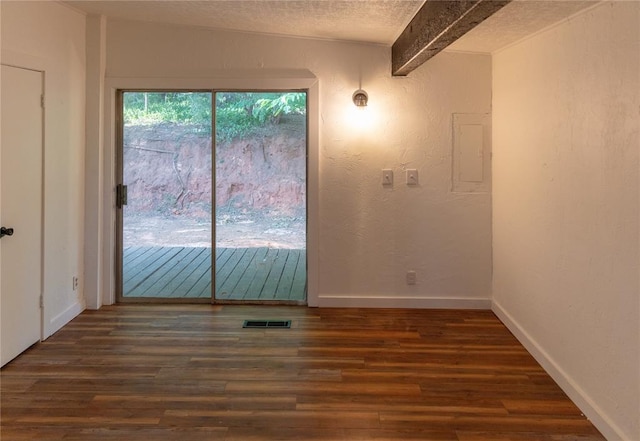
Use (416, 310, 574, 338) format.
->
(447, 0, 598, 53)
(64, 0, 425, 45)
(64, 0, 598, 51)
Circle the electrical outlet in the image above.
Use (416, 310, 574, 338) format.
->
(406, 271, 417, 285)
(72, 276, 79, 291)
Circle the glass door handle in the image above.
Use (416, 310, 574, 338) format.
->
(116, 184, 128, 209)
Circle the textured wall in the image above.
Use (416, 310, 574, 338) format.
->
(105, 20, 493, 307)
(1, 1, 86, 336)
(492, 2, 639, 439)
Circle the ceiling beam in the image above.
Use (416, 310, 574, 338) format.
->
(392, 0, 511, 76)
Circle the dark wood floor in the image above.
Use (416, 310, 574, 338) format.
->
(0, 305, 605, 441)
(123, 247, 306, 302)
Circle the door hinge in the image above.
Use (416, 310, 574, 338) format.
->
(116, 184, 128, 209)
(40, 94, 45, 108)
(39, 295, 43, 309)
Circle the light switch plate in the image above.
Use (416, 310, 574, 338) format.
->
(382, 169, 393, 186)
(406, 169, 418, 185)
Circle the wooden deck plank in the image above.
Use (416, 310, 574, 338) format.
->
(122, 246, 147, 264)
(244, 247, 280, 300)
(187, 256, 214, 298)
(233, 247, 269, 299)
(170, 251, 211, 298)
(215, 247, 232, 268)
(123, 246, 152, 265)
(248, 248, 280, 300)
(123, 247, 306, 302)
(123, 247, 168, 282)
(129, 247, 193, 297)
(198, 248, 233, 299)
(289, 249, 307, 301)
(157, 248, 210, 298)
(216, 248, 258, 300)
(214, 248, 248, 294)
(125, 246, 166, 268)
(124, 248, 183, 293)
(275, 249, 300, 298)
(124, 247, 174, 284)
(251, 248, 285, 300)
(135, 248, 205, 297)
(196, 280, 212, 298)
(261, 249, 288, 300)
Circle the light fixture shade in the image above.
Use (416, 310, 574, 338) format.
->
(352, 89, 368, 107)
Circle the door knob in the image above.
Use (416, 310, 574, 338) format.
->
(0, 227, 14, 238)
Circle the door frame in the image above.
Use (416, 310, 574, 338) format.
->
(100, 75, 319, 307)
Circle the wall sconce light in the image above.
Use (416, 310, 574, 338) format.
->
(352, 89, 368, 107)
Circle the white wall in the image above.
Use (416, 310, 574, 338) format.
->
(1, 1, 86, 337)
(103, 20, 493, 308)
(492, 3, 640, 440)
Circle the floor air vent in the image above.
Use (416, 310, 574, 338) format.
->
(242, 320, 291, 329)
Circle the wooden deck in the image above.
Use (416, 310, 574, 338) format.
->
(123, 247, 306, 302)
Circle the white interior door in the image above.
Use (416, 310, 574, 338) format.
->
(1, 64, 44, 367)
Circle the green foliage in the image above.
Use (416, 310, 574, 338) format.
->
(123, 92, 212, 128)
(253, 93, 306, 123)
(215, 106, 255, 144)
(217, 92, 306, 141)
(123, 91, 306, 142)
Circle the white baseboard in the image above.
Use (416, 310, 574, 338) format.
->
(45, 301, 84, 339)
(492, 300, 627, 441)
(316, 295, 491, 309)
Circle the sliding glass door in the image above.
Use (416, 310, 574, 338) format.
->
(214, 92, 307, 303)
(116, 90, 307, 304)
(117, 91, 213, 301)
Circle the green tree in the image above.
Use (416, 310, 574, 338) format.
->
(123, 92, 212, 127)
(252, 93, 306, 123)
(123, 91, 306, 142)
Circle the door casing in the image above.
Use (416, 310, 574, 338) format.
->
(100, 76, 319, 307)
